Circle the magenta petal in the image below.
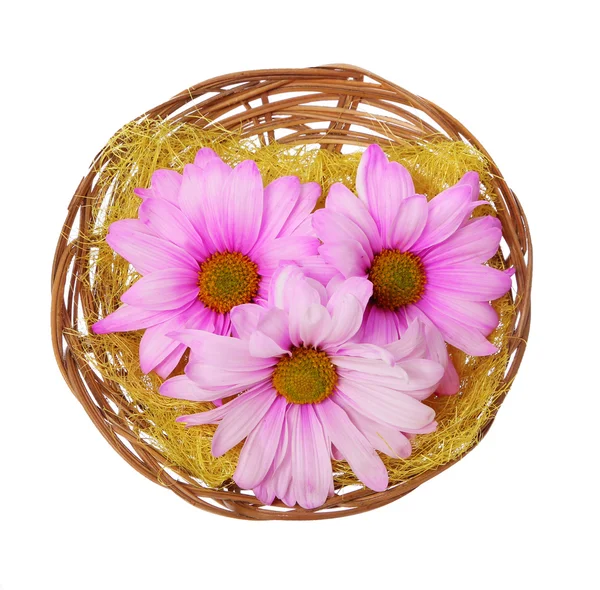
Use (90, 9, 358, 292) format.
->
(107, 219, 198, 275)
(92, 304, 183, 334)
(120, 268, 199, 310)
(357, 305, 402, 346)
(234, 395, 287, 489)
(179, 159, 231, 252)
(422, 216, 502, 266)
(193, 147, 220, 169)
(212, 384, 277, 457)
(139, 311, 190, 374)
(415, 296, 499, 356)
(256, 176, 301, 244)
(138, 197, 208, 260)
(389, 194, 428, 252)
(278, 181, 321, 237)
(318, 240, 371, 279)
(315, 397, 388, 492)
(223, 160, 264, 253)
(254, 236, 320, 275)
(312, 208, 375, 258)
(436, 358, 460, 395)
(427, 264, 512, 301)
(325, 182, 382, 253)
(159, 374, 224, 402)
(134, 169, 182, 205)
(458, 171, 481, 201)
(412, 184, 474, 251)
(290, 404, 332, 510)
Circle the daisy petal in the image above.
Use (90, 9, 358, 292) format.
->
(318, 240, 370, 279)
(234, 395, 287, 489)
(224, 160, 264, 253)
(312, 208, 375, 258)
(256, 176, 301, 244)
(291, 404, 332, 510)
(212, 384, 277, 456)
(389, 194, 428, 252)
(134, 169, 182, 205)
(159, 374, 224, 402)
(412, 184, 474, 250)
(427, 264, 512, 301)
(278, 181, 321, 237)
(120, 268, 199, 310)
(107, 219, 198, 275)
(315, 397, 388, 492)
(92, 304, 184, 334)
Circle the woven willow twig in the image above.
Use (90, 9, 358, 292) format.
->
(51, 65, 532, 520)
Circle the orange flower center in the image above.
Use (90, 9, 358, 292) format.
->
(368, 249, 426, 310)
(198, 251, 260, 314)
(272, 347, 338, 405)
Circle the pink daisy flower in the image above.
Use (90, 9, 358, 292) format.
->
(310, 144, 513, 394)
(93, 148, 322, 378)
(161, 266, 444, 509)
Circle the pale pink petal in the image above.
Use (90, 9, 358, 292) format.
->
(120, 268, 199, 310)
(230, 303, 264, 340)
(172, 329, 277, 371)
(383, 317, 427, 362)
(412, 184, 474, 251)
(233, 395, 287, 489)
(134, 169, 182, 205)
(335, 395, 412, 459)
(388, 194, 428, 252)
(298, 304, 333, 348)
(422, 216, 502, 266)
(334, 343, 395, 365)
(138, 197, 208, 260)
(269, 265, 305, 311)
(152, 345, 187, 379)
(315, 397, 388, 492)
(107, 219, 198, 275)
(290, 404, 332, 510)
(325, 182, 382, 253)
(212, 385, 278, 456)
(295, 255, 340, 285)
(312, 208, 375, 258)
(255, 176, 301, 245)
(253, 414, 289, 505)
(278, 181, 321, 237)
(427, 264, 513, 301)
(256, 307, 292, 351)
(324, 276, 373, 348)
(92, 304, 185, 334)
(249, 329, 289, 358)
(223, 160, 264, 253)
(287, 282, 324, 348)
(318, 240, 370, 279)
(336, 379, 436, 430)
(186, 362, 273, 391)
(437, 359, 460, 396)
(159, 374, 224, 402)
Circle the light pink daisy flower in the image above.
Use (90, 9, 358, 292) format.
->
(161, 266, 444, 509)
(93, 148, 322, 378)
(310, 144, 513, 394)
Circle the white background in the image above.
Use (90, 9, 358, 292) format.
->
(1, 1, 598, 589)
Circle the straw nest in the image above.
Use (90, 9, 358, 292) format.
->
(51, 65, 532, 520)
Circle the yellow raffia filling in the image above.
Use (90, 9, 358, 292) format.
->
(69, 118, 513, 490)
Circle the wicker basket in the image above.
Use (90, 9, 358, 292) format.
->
(51, 65, 532, 520)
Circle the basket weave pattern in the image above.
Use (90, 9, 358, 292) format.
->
(51, 65, 532, 520)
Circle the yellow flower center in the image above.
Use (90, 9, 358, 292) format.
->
(272, 346, 338, 405)
(198, 251, 260, 314)
(368, 249, 426, 310)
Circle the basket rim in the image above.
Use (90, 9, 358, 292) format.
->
(51, 64, 532, 520)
